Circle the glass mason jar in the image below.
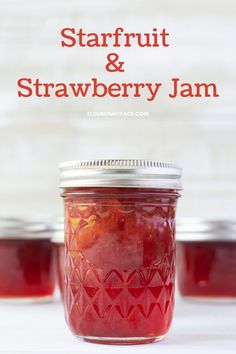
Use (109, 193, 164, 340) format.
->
(176, 218, 236, 300)
(60, 159, 182, 344)
(0, 217, 55, 302)
(52, 218, 65, 298)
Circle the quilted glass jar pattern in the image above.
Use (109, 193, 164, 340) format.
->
(0, 218, 55, 302)
(63, 188, 180, 343)
(176, 219, 236, 299)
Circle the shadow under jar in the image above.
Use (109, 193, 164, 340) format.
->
(0, 218, 55, 302)
(60, 159, 182, 345)
(176, 219, 236, 300)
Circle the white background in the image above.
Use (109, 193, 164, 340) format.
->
(0, 3, 236, 352)
(0, 0, 236, 219)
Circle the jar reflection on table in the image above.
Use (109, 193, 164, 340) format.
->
(0, 217, 56, 302)
(176, 219, 236, 299)
(60, 159, 182, 344)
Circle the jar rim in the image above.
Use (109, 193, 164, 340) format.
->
(59, 159, 182, 190)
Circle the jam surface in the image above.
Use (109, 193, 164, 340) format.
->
(0, 238, 55, 299)
(63, 188, 178, 342)
(177, 241, 236, 298)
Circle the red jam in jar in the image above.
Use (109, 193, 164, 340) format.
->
(60, 160, 182, 344)
(55, 243, 64, 297)
(176, 219, 236, 299)
(53, 218, 65, 298)
(0, 218, 55, 301)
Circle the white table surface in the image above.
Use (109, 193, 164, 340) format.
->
(0, 294, 235, 354)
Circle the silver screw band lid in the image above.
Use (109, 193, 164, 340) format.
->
(59, 159, 182, 189)
(0, 217, 53, 240)
(176, 218, 236, 242)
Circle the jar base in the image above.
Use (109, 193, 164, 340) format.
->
(78, 334, 166, 345)
(0, 294, 54, 304)
(181, 295, 236, 303)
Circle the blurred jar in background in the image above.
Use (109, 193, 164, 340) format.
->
(52, 218, 64, 298)
(176, 219, 236, 300)
(0, 217, 55, 302)
(60, 159, 182, 344)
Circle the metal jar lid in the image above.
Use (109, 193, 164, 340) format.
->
(176, 218, 236, 242)
(52, 218, 64, 244)
(0, 217, 53, 240)
(59, 159, 182, 189)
